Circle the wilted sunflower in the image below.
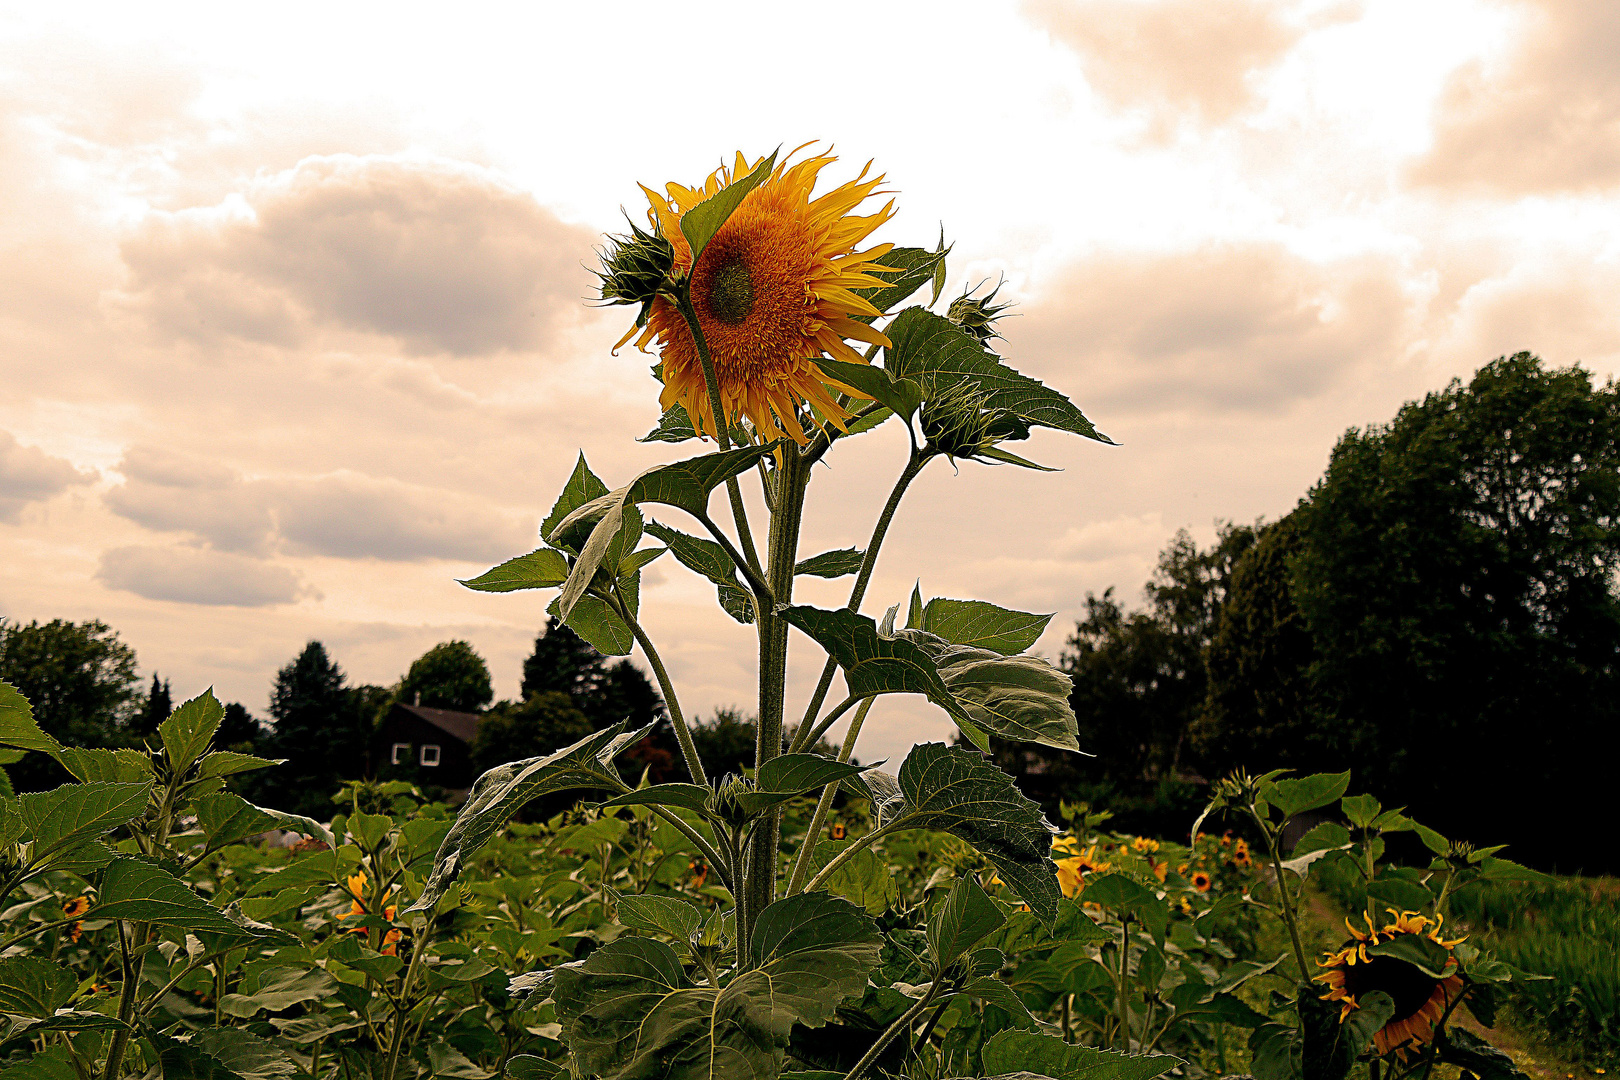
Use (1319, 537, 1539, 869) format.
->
(1316, 910, 1467, 1059)
(620, 148, 898, 444)
(1055, 844, 1111, 898)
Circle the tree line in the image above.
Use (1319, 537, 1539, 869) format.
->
(1000, 353, 1619, 873)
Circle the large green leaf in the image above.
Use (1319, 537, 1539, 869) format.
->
(195, 792, 335, 851)
(813, 356, 924, 420)
(776, 606, 973, 725)
(405, 722, 652, 917)
(0, 1046, 76, 1080)
(982, 1031, 1180, 1080)
(0, 957, 75, 1017)
(540, 453, 611, 552)
(159, 690, 224, 775)
(546, 593, 635, 657)
(884, 307, 1110, 443)
(645, 520, 753, 624)
(930, 644, 1081, 752)
(612, 891, 705, 943)
(928, 875, 1005, 969)
(57, 747, 153, 784)
(190, 1029, 301, 1080)
(912, 597, 1052, 655)
(1437, 1028, 1533, 1080)
(849, 743, 1061, 924)
(18, 781, 150, 868)
(548, 444, 777, 619)
(220, 966, 340, 1018)
(554, 892, 878, 1080)
(795, 548, 864, 579)
(804, 841, 897, 916)
(195, 751, 284, 780)
(679, 151, 778, 264)
(1366, 933, 1454, 978)
(1259, 771, 1351, 820)
(92, 857, 285, 940)
(737, 754, 872, 815)
(0, 682, 61, 757)
(850, 242, 949, 323)
(459, 548, 570, 593)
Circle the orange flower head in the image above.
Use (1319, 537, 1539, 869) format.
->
(1191, 871, 1213, 893)
(62, 896, 92, 918)
(1316, 909, 1468, 1059)
(829, 822, 847, 841)
(622, 148, 899, 445)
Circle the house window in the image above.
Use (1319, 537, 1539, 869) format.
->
(420, 744, 441, 767)
(391, 743, 411, 765)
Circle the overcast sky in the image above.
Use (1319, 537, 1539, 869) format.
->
(3, 0, 1618, 764)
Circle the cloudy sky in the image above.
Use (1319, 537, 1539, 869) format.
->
(3, 0, 1618, 764)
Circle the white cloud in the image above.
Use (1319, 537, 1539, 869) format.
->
(0, 431, 95, 522)
(96, 545, 311, 607)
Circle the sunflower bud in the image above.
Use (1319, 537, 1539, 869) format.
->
(707, 774, 758, 828)
(920, 381, 1031, 462)
(947, 280, 1013, 347)
(595, 219, 675, 327)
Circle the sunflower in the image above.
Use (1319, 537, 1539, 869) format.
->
(689, 859, 709, 889)
(1132, 836, 1160, 854)
(1316, 910, 1467, 1060)
(1055, 845, 1111, 898)
(62, 895, 91, 918)
(829, 822, 847, 841)
(1191, 870, 1213, 893)
(381, 928, 403, 957)
(620, 148, 898, 444)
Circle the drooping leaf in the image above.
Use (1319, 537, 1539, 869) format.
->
(195, 792, 334, 851)
(1339, 990, 1396, 1059)
(549, 444, 778, 619)
(0, 681, 61, 757)
(219, 967, 340, 1018)
(0, 957, 75, 1017)
(646, 520, 754, 624)
(930, 644, 1081, 752)
(928, 874, 1005, 969)
(17, 781, 151, 869)
(1366, 932, 1454, 978)
(405, 722, 652, 917)
(1437, 1028, 1532, 1080)
(795, 548, 865, 579)
(158, 690, 224, 775)
(914, 597, 1052, 655)
(813, 357, 924, 420)
(459, 548, 570, 593)
(92, 857, 286, 940)
(884, 307, 1111, 443)
(679, 150, 778, 263)
(776, 605, 973, 725)
(981, 1031, 1180, 1080)
(554, 892, 878, 1080)
(854, 743, 1061, 924)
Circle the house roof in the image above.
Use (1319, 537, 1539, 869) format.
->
(392, 703, 482, 744)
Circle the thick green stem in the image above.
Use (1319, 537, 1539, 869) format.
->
(792, 451, 929, 752)
(99, 922, 138, 1080)
(611, 585, 707, 786)
(382, 923, 430, 1080)
(740, 450, 810, 955)
(787, 697, 874, 894)
(1255, 811, 1312, 982)
(844, 977, 944, 1080)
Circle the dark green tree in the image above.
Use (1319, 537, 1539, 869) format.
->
(470, 690, 594, 776)
(0, 618, 140, 791)
(399, 640, 493, 712)
(217, 702, 263, 751)
(1289, 353, 1620, 869)
(134, 674, 171, 737)
(1194, 513, 1326, 774)
(522, 618, 608, 702)
(260, 642, 368, 815)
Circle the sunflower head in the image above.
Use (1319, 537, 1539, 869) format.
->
(597, 217, 676, 327)
(621, 149, 898, 444)
(1316, 909, 1467, 1059)
(947, 279, 1013, 346)
(1191, 870, 1213, 893)
(829, 822, 847, 841)
(62, 895, 92, 918)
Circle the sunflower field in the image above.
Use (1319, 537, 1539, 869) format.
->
(0, 147, 1566, 1080)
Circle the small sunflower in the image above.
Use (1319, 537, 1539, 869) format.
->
(381, 928, 403, 957)
(1191, 870, 1213, 893)
(1316, 910, 1467, 1060)
(68, 922, 83, 944)
(1055, 845, 1111, 898)
(621, 148, 898, 444)
(829, 822, 847, 841)
(689, 859, 709, 889)
(62, 895, 92, 918)
(1132, 836, 1160, 854)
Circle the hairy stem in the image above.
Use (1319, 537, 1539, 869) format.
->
(787, 697, 874, 894)
(844, 977, 944, 1080)
(740, 450, 810, 955)
(792, 451, 928, 752)
(99, 922, 138, 1080)
(610, 584, 707, 786)
(381, 922, 430, 1080)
